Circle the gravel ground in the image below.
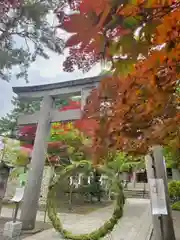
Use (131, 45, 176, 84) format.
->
(0, 201, 111, 239)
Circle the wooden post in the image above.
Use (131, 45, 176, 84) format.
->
(20, 95, 53, 230)
(13, 202, 19, 223)
(145, 145, 175, 240)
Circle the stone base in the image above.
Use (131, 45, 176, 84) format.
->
(3, 221, 22, 240)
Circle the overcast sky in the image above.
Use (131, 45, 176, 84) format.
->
(0, 11, 101, 118)
(0, 49, 101, 117)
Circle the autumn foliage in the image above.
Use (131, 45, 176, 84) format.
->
(57, 0, 180, 162)
(19, 118, 98, 164)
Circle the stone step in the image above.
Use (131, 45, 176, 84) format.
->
(124, 193, 149, 198)
(124, 190, 149, 199)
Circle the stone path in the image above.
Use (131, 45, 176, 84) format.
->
(1, 207, 83, 226)
(19, 199, 152, 240)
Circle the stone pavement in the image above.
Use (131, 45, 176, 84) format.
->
(1, 207, 83, 226)
(16, 199, 152, 240)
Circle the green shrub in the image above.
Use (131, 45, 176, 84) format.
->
(168, 181, 180, 199)
(172, 201, 180, 211)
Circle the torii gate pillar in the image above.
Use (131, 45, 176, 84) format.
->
(20, 95, 53, 230)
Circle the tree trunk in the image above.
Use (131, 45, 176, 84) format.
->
(132, 168, 137, 188)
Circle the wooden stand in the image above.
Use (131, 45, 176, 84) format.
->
(145, 146, 176, 240)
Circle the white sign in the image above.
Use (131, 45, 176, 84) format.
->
(149, 178, 168, 215)
(11, 187, 25, 203)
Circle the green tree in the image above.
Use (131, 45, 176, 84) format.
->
(0, 137, 29, 166)
(107, 152, 144, 173)
(0, 97, 24, 137)
(164, 146, 180, 170)
(50, 123, 91, 162)
(0, 96, 41, 137)
(0, 0, 64, 82)
(0, 137, 29, 182)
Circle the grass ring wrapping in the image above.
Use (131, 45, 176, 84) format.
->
(47, 161, 125, 240)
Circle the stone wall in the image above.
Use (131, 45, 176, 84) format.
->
(39, 166, 53, 205)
